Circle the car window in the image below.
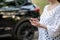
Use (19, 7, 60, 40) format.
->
(0, 0, 26, 8)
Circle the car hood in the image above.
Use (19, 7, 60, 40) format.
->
(0, 7, 19, 12)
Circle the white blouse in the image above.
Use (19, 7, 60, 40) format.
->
(38, 5, 60, 40)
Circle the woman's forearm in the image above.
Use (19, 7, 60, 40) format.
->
(38, 24, 47, 29)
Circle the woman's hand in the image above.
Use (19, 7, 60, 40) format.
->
(29, 18, 40, 27)
(29, 18, 47, 29)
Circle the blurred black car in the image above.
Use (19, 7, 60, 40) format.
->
(0, 0, 40, 40)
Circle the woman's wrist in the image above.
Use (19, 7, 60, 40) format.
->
(39, 24, 47, 29)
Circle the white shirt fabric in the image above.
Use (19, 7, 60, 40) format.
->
(38, 5, 60, 40)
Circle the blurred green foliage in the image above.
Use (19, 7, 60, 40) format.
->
(32, 0, 48, 14)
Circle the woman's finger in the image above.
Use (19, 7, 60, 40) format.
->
(30, 19, 38, 25)
(29, 18, 40, 27)
(30, 18, 39, 22)
(31, 22, 37, 26)
(30, 20, 36, 26)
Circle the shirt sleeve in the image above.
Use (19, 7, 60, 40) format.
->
(47, 6, 60, 38)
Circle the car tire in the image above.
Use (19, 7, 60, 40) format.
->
(17, 21, 34, 40)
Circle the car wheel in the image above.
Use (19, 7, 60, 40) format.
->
(17, 22, 34, 40)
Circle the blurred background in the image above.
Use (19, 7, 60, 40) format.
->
(32, 0, 48, 14)
(0, 0, 48, 40)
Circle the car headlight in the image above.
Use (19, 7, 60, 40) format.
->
(0, 11, 16, 18)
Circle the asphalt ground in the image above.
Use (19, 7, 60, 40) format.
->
(0, 31, 38, 40)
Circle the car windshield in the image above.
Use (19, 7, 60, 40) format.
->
(0, 0, 26, 8)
